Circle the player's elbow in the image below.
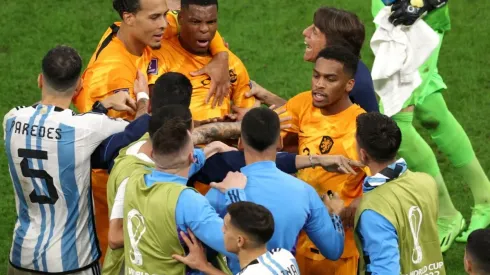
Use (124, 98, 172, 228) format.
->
(316, 235, 344, 261)
(108, 220, 124, 250)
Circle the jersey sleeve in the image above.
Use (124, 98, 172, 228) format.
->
(175, 189, 238, 260)
(209, 31, 228, 55)
(110, 178, 129, 220)
(163, 11, 180, 39)
(84, 113, 129, 146)
(357, 210, 400, 274)
(230, 57, 255, 108)
(3, 107, 18, 140)
(75, 67, 135, 114)
(282, 93, 307, 134)
(303, 185, 345, 260)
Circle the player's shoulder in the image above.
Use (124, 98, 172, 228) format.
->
(270, 248, 294, 258)
(4, 105, 31, 118)
(227, 49, 245, 67)
(237, 260, 269, 275)
(70, 111, 127, 129)
(288, 91, 312, 106)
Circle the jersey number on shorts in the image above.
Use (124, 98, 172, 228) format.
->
(19, 149, 59, 205)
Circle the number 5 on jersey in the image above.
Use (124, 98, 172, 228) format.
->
(19, 148, 58, 205)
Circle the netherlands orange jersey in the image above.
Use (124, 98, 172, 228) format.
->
(148, 36, 255, 121)
(71, 13, 179, 264)
(72, 11, 183, 120)
(282, 91, 367, 260)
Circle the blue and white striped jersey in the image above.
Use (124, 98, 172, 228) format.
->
(2, 104, 128, 273)
(237, 249, 299, 275)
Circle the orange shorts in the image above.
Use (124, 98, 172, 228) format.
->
(92, 170, 110, 264)
(296, 253, 359, 275)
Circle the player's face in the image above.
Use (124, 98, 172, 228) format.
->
(131, 0, 169, 49)
(179, 5, 218, 55)
(303, 24, 327, 63)
(222, 214, 239, 254)
(311, 58, 352, 109)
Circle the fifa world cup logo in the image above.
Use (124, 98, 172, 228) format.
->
(408, 206, 423, 264)
(127, 209, 147, 266)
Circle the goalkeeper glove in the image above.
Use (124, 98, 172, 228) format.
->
(389, 0, 448, 26)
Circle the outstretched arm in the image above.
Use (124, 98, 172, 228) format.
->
(192, 122, 241, 145)
(245, 81, 287, 107)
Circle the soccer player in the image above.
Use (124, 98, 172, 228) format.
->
(275, 46, 367, 275)
(373, 0, 490, 251)
(353, 113, 444, 275)
(464, 229, 490, 275)
(173, 202, 299, 275)
(2, 46, 134, 275)
(121, 116, 248, 275)
(73, 1, 231, 258)
(149, 0, 257, 122)
(205, 107, 350, 274)
(247, 6, 378, 113)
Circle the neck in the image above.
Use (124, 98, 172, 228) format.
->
(367, 158, 397, 175)
(139, 141, 153, 158)
(117, 24, 146, 56)
(320, 96, 352, 116)
(41, 91, 72, 109)
(244, 147, 276, 165)
(238, 246, 268, 270)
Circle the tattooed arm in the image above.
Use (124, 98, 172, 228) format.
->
(192, 122, 241, 145)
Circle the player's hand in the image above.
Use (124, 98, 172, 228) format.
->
(339, 197, 361, 229)
(322, 191, 345, 216)
(172, 229, 210, 272)
(389, 0, 448, 26)
(134, 70, 150, 97)
(101, 92, 137, 114)
(211, 172, 247, 193)
(191, 52, 230, 108)
(245, 80, 269, 102)
(270, 105, 292, 130)
(313, 155, 364, 174)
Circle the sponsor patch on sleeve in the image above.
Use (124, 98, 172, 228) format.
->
(147, 58, 158, 75)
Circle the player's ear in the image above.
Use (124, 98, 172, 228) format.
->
(237, 235, 245, 249)
(276, 135, 283, 151)
(237, 138, 244, 150)
(464, 250, 472, 273)
(123, 12, 135, 26)
(38, 74, 43, 89)
(73, 78, 83, 98)
(346, 79, 355, 94)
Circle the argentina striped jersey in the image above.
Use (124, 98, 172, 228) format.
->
(2, 104, 128, 273)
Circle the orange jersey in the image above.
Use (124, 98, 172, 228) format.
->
(283, 91, 366, 261)
(72, 11, 183, 120)
(148, 36, 255, 121)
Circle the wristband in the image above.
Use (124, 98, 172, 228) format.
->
(91, 101, 108, 114)
(137, 92, 149, 102)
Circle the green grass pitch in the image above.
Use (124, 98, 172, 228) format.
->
(0, 1, 489, 274)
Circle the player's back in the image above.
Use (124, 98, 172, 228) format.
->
(238, 249, 299, 275)
(3, 104, 127, 273)
(207, 161, 324, 251)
